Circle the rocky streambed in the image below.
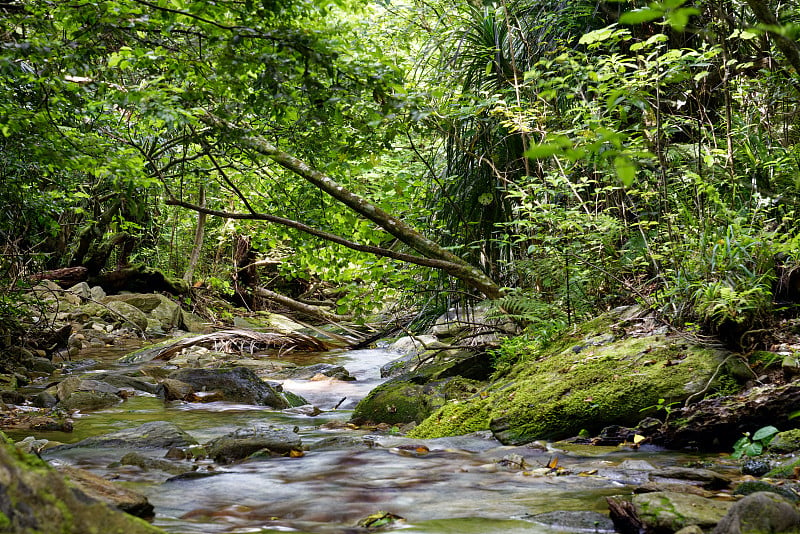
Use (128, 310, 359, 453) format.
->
(3, 285, 800, 533)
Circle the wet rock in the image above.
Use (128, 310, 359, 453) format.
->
(275, 363, 355, 381)
(768, 428, 800, 453)
(204, 424, 301, 463)
(675, 527, 705, 534)
(55, 377, 124, 412)
(712, 492, 800, 534)
(104, 300, 148, 332)
(0, 435, 164, 533)
(56, 464, 155, 518)
(766, 456, 800, 479)
(525, 510, 616, 533)
(411, 309, 741, 443)
(168, 367, 306, 408)
(648, 467, 733, 490)
(657, 382, 800, 451)
(25, 356, 57, 374)
(158, 378, 195, 401)
(740, 458, 771, 476)
(733, 480, 800, 502)
(118, 451, 193, 476)
(380, 353, 416, 378)
(50, 421, 197, 450)
(31, 391, 58, 408)
(59, 390, 122, 411)
(89, 372, 161, 395)
(0, 412, 73, 433)
(388, 335, 443, 356)
(351, 376, 484, 426)
(607, 491, 732, 534)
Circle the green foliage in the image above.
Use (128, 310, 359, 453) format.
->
(639, 397, 680, 421)
(732, 425, 780, 459)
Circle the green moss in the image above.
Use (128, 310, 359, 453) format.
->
(768, 428, 800, 453)
(410, 312, 738, 443)
(352, 381, 446, 425)
(0, 511, 10, 529)
(409, 400, 492, 439)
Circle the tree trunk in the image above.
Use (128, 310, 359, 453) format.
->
(183, 185, 206, 285)
(744, 0, 800, 86)
(192, 114, 503, 299)
(254, 286, 353, 324)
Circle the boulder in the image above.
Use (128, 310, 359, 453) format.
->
(87, 372, 161, 395)
(180, 309, 208, 333)
(0, 433, 164, 533)
(205, 424, 302, 463)
(56, 464, 154, 518)
(408, 310, 742, 443)
(351, 376, 484, 426)
(388, 335, 442, 356)
(272, 363, 355, 381)
(54, 377, 124, 412)
(49, 421, 197, 451)
(167, 367, 307, 408)
(67, 282, 92, 300)
(104, 301, 148, 332)
(712, 492, 800, 534)
(104, 293, 181, 331)
(607, 491, 732, 533)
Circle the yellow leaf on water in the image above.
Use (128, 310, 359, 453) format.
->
(633, 434, 646, 444)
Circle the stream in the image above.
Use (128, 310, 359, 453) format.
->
(9, 343, 719, 534)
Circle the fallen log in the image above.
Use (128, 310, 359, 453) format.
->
(153, 329, 333, 361)
(30, 267, 88, 288)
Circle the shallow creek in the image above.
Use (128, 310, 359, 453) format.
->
(13, 344, 718, 534)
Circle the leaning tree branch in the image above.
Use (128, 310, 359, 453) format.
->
(165, 198, 485, 275)
(198, 113, 502, 299)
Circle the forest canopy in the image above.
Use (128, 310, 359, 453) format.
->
(2, 0, 800, 344)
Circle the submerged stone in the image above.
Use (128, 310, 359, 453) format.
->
(525, 510, 616, 533)
(204, 424, 302, 463)
(49, 421, 197, 451)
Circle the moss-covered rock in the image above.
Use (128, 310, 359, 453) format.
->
(350, 348, 488, 426)
(0, 433, 164, 533)
(769, 428, 800, 454)
(608, 491, 731, 533)
(409, 310, 739, 444)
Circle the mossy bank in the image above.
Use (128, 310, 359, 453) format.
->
(409, 308, 745, 444)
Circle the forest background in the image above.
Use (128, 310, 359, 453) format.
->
(2, 0, 800, 355)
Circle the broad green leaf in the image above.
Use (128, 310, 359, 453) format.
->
(614, 156, 637, 187)
(579, 27, 618, 45)
(667, 7, 700, 31)
(752, 425, 779, 442)
(619, 8, 663, 25)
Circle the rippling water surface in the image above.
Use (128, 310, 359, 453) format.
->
(25, 345, 706, 534)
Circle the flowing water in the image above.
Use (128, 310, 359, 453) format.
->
(13, 344, 714, 534)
